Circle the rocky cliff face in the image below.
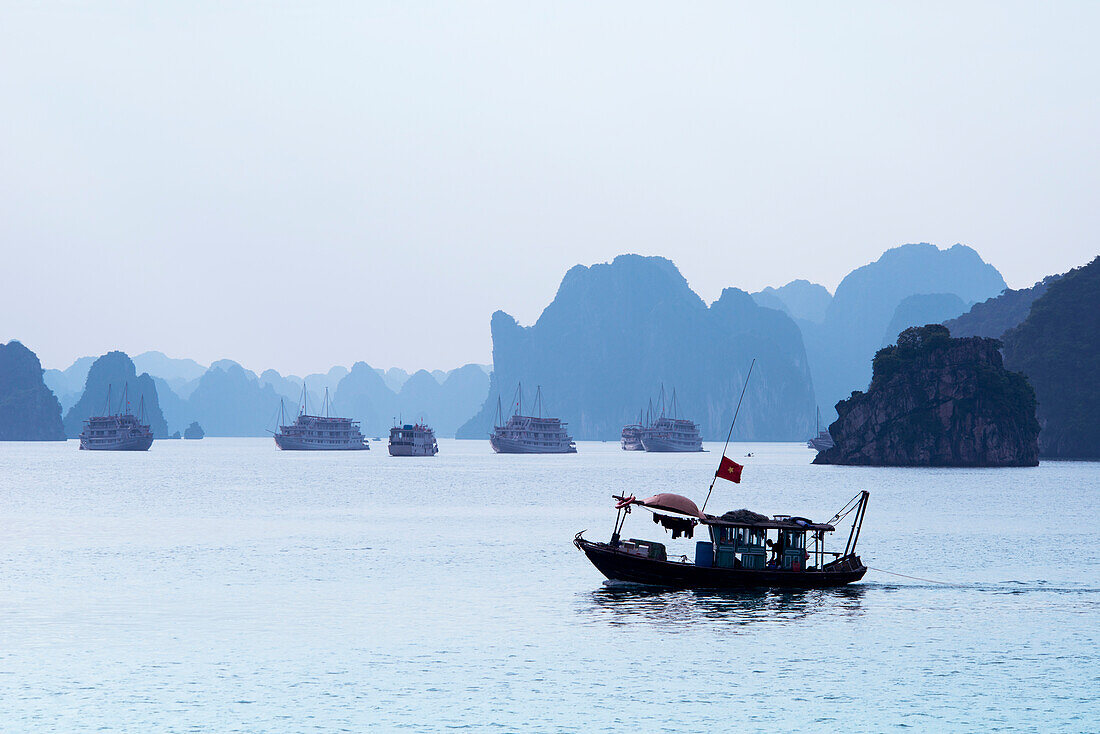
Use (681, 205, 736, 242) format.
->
(801, 243, 1006, 418)
(1002, 256, 1100, 459)
(334, 361, 488, 437)
(185, 362, 283, 436)
(63, 351, 170, 438)
(814, 325, 1039, 467)
(751, 279, 833, 323)
(457, 254, 817, 441)
(944, 276, 1059, 339)
(0, 341, 66, 441)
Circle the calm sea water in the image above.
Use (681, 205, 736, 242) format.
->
(0, 438, 1096, 732)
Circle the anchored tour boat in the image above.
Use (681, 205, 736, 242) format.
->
(620, 414, 646, 451)
(490, 384, 576, 454)
(273, 387, 369, 451)
(389, 422, 439, 456)
(622, 388, 704, 452)
(807, 407, 835, 452)
(79, 384, 155, 451)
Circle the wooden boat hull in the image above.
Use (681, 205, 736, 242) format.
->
(575, 535, 866, 589)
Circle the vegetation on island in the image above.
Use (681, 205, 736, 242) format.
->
(815, 324, 1039, 467)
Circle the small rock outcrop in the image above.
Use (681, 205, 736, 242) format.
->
(0, 341, 66, 441)
(814, 325, 1039, 467)
(183, 421, 205, 439)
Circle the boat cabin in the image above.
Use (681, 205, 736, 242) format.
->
(700, 518, 827, 571)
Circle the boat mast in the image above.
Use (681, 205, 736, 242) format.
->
(104, 384, 112, 417)
(322, 387, 330, 418)
(510, 383, 523, 417)
(843, 491, 870, 556)
(298, 383, 308, 416)
(534, 385, 543, 419)
(121, 382, 130, 415)
(701, 358, 756, 514)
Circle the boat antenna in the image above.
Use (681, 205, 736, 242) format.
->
(701, 358, 756, 514)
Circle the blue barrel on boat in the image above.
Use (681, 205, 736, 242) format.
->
(695, 541, 713, 567)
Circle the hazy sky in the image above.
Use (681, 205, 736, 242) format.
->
(2, 2, 1097, 375)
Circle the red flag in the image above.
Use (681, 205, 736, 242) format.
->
(715, 455, 743, 483)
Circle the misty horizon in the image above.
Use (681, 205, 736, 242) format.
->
(3, 3, 1098, 374)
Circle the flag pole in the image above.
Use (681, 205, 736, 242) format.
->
(702, 358, 755, 514)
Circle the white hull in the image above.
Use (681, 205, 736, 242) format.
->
(389, 442, 438, 456)
(490, 436, 577, 454)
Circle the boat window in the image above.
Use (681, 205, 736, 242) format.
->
(783, 531, 806, 549)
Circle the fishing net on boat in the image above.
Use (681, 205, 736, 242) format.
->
(719, 509, 769, 523)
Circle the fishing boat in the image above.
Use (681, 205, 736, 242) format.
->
(388, 422, 438, 456)
(807, 407, 834, 451)
(490, 384, 576, 454)
(574, 491, 868, 589)
(576, 358, 868, 589)
(78, 384, 155, 451)
(641, 387, 703, 452)
(273, 387, 369, 451)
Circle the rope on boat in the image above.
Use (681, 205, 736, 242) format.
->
(868, 566, 953, 585)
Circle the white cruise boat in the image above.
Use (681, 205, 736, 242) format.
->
(640, 387, 703, 452)
(79, 384, 154, 451)
(389, 423, 438, 456)
(490, 385, 577, 454)
(273, 388, 368, 451)
(621, 408, 647, 450)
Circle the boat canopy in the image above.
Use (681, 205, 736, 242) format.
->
(612, 495, 834, 530)
(634, 493, 705, 519)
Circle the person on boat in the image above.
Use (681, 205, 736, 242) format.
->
(767, 534, 786, 567)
